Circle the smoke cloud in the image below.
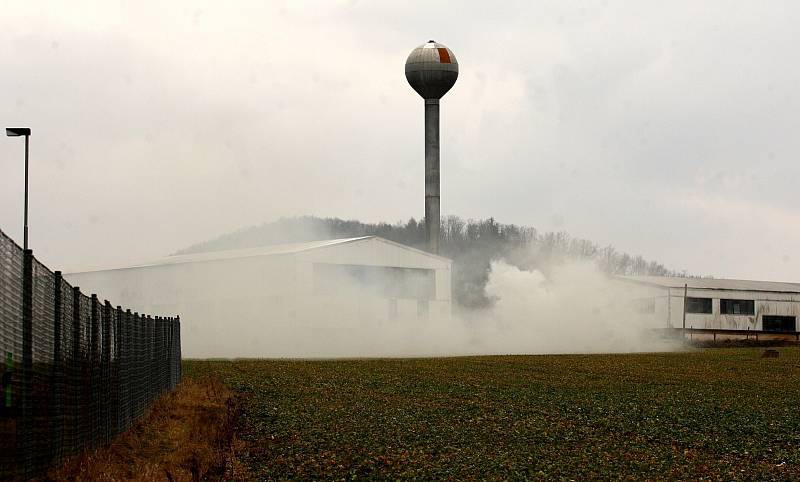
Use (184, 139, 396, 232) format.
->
(178, 259, 677, 358)
(476, 261, 677, 355)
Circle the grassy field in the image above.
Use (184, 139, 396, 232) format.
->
(185, 348, 800, 480)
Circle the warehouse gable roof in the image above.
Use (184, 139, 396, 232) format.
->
(156, 236, 373, 266)
(619, 276, 800, 293)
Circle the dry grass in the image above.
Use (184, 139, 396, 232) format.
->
(45, 377, 243, 481)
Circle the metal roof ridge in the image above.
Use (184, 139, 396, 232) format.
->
(617, 275, 800, 293)
(369, 236, 453, 263)
(67, 235, 455, 274)
(64, 236, 375, 274)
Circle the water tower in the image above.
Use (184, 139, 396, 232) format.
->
(405, 40, 458, 254)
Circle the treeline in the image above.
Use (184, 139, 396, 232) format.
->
(177, 216, 684, 308)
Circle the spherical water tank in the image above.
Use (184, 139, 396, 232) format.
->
(405, 40, 458, 100)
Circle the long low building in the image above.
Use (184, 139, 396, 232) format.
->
(619, 276, 800, 333)
(65, 236, 452, 357)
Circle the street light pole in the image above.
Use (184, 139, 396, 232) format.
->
(23, 134, 29, 250)
(6, 127, 32, 250)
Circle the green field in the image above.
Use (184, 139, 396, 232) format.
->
(184, 348, 800, 480)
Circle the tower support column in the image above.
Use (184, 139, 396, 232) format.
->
(424, 98, 440, 254)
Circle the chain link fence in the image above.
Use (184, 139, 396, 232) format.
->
(0, 228, 181, 478)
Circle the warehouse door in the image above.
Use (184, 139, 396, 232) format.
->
(762, 316, 796, 332)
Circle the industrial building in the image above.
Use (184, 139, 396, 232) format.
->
(619, 276, 800, 335)
(65, 236, 452, 357)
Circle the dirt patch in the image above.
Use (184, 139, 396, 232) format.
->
(44, 377, 245, 481)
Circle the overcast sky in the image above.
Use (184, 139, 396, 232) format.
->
(1, 0, 799, 279)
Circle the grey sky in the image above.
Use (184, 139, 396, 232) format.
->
(1, 0, 798, 280)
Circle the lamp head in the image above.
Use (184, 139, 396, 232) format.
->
(6, 128, 31, 137)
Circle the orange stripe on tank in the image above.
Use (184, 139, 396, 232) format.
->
(437, 48, 451, 63)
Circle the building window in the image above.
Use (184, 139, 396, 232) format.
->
(417, 300, 429, 320)
(763, 316, 796, 332)
(720, 299, 754, 315)
(685, 297, 712, 314)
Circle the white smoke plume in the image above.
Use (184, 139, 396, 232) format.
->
(197, 259, 677, 358)
(474, 261, 678, 355)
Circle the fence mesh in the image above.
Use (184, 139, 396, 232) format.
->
(0, 228, 181, 478)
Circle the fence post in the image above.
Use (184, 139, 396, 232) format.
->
(159, 317, 166, 393)
(176, 315, 181, 383)
(71, 287, 81, 452)
(90, 294, 99, 447)
(163, 318, 168, 392)
(165, 318, 170, 388)
(168, 317, 174, 388)
(154, 316, 161, 394)
(140, 312, 146, 416)
(152, 315, 157, 395)
(172, 317, 178, 387)
(124, 309, 131, 428)
(147, 315, 154, 402)
(52, 271, 63, 462)
(162, 318, 168, 392)
(102, 301, 112, 444)
(114, 306, 122, 437)
(133, 312, 140, 418)
(682, 283, 688, 330)
(142, 314, 147, 405)
(21, 249, 33, 477)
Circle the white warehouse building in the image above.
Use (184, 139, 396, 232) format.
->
(65, 236, 452, 357)
(620, 276, 800, 334)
